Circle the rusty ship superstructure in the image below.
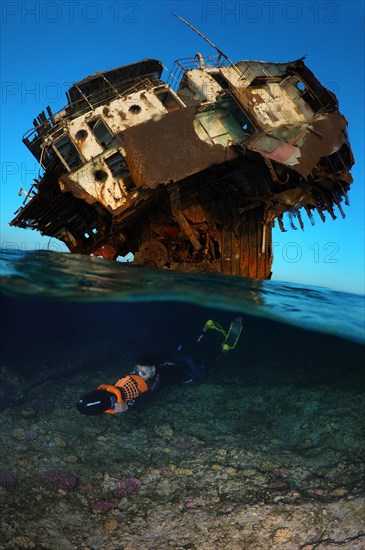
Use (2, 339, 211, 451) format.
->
(10, 52, 354, 279)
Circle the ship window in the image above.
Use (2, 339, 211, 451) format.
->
(105, 152, 135, 191)
(295, 81, 306, 92)
(194, 97, 255, 147)
(105, 152, 129, 179)
(53, 134, 83, 171)
(210, 72, 230, 89)
(88, 117, 115, 148)
(156, 90, 181, 112)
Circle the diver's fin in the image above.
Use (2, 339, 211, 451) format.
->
(198, 320, 227, 342)
(221, 316, 243, 352)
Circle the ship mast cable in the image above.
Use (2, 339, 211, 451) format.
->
(74, 84, 93, 110)
(39, 145, 46, 174)
(173, 13, 242, 77)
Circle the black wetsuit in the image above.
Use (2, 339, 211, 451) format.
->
(77, 332, 219, 415)
(133, 351, 205, 395)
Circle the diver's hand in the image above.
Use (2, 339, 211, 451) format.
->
(114, 402, 128, 414)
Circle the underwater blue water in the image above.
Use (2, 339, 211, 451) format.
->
(0, 248, 364, 344)
(1, 248, 364, 549)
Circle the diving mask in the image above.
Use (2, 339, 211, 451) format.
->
(133, 364, 156, 380)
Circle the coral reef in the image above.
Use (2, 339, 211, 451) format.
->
(24, 430, 38, 440)
(175, 440, 200, 453)
(91, 500, 117, 512)
(113, 477, 142, 497)
(41, 469, 77, 491)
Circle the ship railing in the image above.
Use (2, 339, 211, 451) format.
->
(23, 76, 163, 162)
(167, 54, 230, 91)
(65, 75, 162, 119)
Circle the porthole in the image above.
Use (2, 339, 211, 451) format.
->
(94, 169, 107, 182)
(129, 104, 142, 114)
(75, 129, 88, 140)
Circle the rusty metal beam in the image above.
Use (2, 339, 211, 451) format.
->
(168, 184, 201, 251)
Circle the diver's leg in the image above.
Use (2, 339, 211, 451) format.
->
(178, 316, 243, 370)
(197, 316, 243, 363)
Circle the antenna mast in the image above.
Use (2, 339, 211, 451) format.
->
(173, 13, 241, 76)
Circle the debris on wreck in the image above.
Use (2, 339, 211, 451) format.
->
(10, 18, 354, 279)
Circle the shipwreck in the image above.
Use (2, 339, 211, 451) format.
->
(10, 23, 354, 279)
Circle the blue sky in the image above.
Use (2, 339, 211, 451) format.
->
(1, 1, 364, 294)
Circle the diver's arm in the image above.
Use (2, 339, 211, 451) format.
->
(113, 401, 129, 413)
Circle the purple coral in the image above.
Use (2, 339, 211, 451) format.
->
(91, 500, 117, 512)
(113, 477, 142, 498)
(175, 441, 199, 453)
(0, 470, 17, 488)
(41, 469, 77, 491)
(25, 430, 38, 441)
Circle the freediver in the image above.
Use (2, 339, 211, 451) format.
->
(76, 316, 243, 416)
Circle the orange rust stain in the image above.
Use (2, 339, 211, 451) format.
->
(93, 243, 117, 259)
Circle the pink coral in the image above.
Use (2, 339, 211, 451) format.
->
(0, 470, 17, 488)
(184, 501, 197, 508)
(41, 469, 77, 491)
(160, 468, 173, 478)
(91, 500, 117, 512)
(308, 488, 325, 495)
(113, 477, 142, 498)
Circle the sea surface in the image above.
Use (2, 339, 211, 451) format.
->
(1, 248, 364, 343)
(0, 249, 364, 549)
